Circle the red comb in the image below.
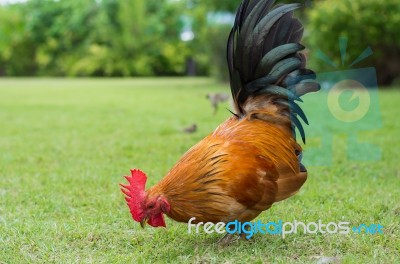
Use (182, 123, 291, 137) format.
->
(120, 169, 147, 222)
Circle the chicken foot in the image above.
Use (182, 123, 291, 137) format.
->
(218, 224, 253, 246)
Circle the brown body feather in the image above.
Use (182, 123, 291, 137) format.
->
(147, 112, 306, 224)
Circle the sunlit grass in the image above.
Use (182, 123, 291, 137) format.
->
(0, 78, 399, 263)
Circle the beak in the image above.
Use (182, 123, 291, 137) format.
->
(140, 217, 148, 228)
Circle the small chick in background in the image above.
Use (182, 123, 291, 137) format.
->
(182, 123, 197, 134)
(206, 93, 230, 115)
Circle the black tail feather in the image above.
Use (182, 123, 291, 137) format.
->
(227, 0, 319, 143)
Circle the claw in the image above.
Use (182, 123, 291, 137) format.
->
(240, 233, 254, 242)
(218, 233, 238, 246)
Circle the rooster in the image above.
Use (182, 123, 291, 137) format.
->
(120, 0, 319, 244)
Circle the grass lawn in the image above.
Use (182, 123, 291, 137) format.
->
(0, 78, 399, 263)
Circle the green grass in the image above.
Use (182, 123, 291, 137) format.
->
(0, 78, 399, 263)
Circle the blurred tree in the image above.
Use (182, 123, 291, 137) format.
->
(0, 0, 325, 78)
(0, 0, 189, 76)
(67, 0, 151, 76)
(0, 5, 36, 75)
(198, 0, 239, 12)
(26, 0, 98, 75)
(306, 0, 400, 86)
(198, 0, 315, 13)
(55, 0, 188, 76)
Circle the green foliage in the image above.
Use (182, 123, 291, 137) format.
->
(197, 0, 316, 13)
(0, 0, 189, 76)
(3, 0, 398, 81)
(203, 25, 232, 81)
(26, 0, 99, 75)
(306, 0, 400, 85)
(198, 0, 240, 12)
(0, 6, 36, 75)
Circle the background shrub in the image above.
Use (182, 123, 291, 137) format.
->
(306, 0, 400, 86)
